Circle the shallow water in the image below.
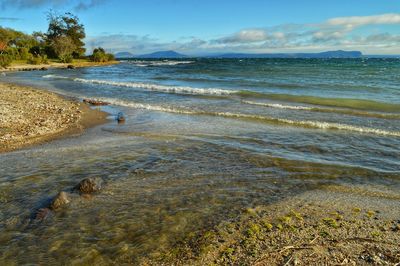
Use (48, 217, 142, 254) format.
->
(1, 58, 400, 264)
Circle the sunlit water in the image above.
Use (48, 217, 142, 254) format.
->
(1, 58, 399, 264)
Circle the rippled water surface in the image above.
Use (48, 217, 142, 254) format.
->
(1, 58, 399, 264)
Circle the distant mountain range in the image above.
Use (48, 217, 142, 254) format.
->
(114, 50, 400, 59)
(114, 52, 135, 58)
(209, 50, 363, 58)
(115, 50, 187, 59)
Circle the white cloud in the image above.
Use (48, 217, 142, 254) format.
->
(208, 13, 400, 53)
(0, 0, 106, 11)
(326, 13, 400, 28)
(217, 29, 269, 44)
(87, 13, 400, 55)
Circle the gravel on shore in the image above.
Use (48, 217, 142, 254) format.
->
(142, 187, 400, 265)
(0, 82, 107, 153)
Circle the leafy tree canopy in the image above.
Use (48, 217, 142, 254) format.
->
(46, 11, 86, 58)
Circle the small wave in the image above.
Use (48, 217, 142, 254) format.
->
(42, 74, 69, 79)
(242, 100, 313, 110)
(237, 91, 400, 113)
(99, 98, 400, 137)
(243, 100, 400, 119)
(128, 60, 194, 66)
(43, 75, 237, 96)
(42, 75, 400, 115)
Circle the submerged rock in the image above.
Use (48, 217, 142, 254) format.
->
(75, 177, 103, 194)
(116, 112, 126, 123)
(35, 208, 52, 220)
(50, 191, 71, 210)
(83, 99, 110, 106)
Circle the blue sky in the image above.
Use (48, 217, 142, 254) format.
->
(1, 0, 400, 54)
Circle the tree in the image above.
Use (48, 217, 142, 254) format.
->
(51, 36, 75, 63)
(90, 47, 115, 62)
(46, 11, 86, 58)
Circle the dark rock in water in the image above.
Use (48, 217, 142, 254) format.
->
(40, 67, 48, 71)
(67, 64, 75, 69)
(83, 99, 110, 106)
(50, 191, 71, 210)
(35, 208, 52, 220)
(75, 177, 103, 194)
(116, 112, 126, 123)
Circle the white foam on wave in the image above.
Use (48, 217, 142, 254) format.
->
(43, 74, 237, 96)
(243, 99, 400, 119)
(99, 97, 400, 137)
(242, 100, 313, 110)
(129, 60, 194, 66)
(43, 74, 69, 79)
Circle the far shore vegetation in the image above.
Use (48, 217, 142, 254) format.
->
(0, 11, 115, 68)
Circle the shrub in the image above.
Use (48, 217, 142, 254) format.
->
(5, 47, 19, 60)
(106, 53, 115, 61)
(27, 54, 48, 65)
(59, 54, 73, 63)
(18, 47, 30, 60)
(41, 55, 49, 64)
(0, 54, 13, 68)
(90, 47, 114, 62)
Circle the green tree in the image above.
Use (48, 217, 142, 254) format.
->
(46, 11, 86, 58)
(51, 36, 75, 63)
(90, 47, 115, 62)
(0, 54, 12, 68)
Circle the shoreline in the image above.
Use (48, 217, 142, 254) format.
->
(0, 60, 119, 73)
(143, 187, 400, 265)
(0, 82, 108, 153)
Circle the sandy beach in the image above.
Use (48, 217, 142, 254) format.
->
(0, 82, 108, 153)
(0, 60, 119, 73)
(143, 187, 400, 265)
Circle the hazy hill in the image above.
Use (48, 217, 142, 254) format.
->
(115, 52, 135, 58)
(136, 50, 187, 58)
(209, 50, 363, 58)
(114, 50, 364, 59)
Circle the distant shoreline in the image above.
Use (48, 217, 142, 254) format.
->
(0, 60, 119, 73)
(0, 82, 109, 153)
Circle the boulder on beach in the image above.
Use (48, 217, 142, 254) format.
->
(83, 99, 110, 106)
(50, 191, 71, 210)
(75, 177, 103, 194)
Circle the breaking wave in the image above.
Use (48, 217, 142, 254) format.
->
(242, 100, 400, 119)
(98, 97, 400, 137)
(128, 60, 194, 67)
(42, 75, 237, 96)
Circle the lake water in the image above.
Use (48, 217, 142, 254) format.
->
(1, 58, 399, 264)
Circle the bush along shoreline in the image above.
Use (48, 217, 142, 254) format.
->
(0, 11, 115, 69)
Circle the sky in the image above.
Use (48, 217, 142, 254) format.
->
(1, 0, 400, 55)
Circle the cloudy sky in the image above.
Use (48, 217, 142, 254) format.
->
(1, 0, 400, 55)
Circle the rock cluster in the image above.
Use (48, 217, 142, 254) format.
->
(74, 177, 103, 194)
(33, 177, 104, 221)
(83, 99, 110, 106)
(49, 191, 71, 210)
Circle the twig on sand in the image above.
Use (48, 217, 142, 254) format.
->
(283, 256, 293, 266)
(309, 235, 319, 244)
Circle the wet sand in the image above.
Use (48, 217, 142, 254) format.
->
(0, 82, 108, 153)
